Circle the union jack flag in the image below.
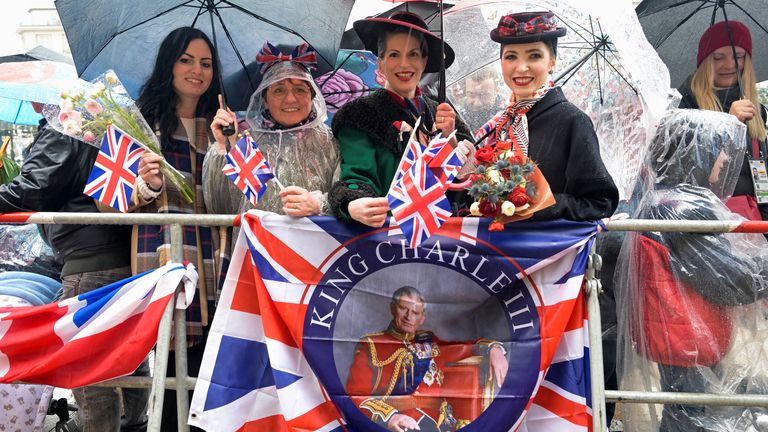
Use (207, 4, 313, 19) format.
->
(83, 125, 145, 212)
(388, 159, 453, 248)
(387, 124, 463, 247)
(189, 212, 601, 431)
(222, 133, 274, 207)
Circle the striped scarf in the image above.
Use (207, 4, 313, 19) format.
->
(475, 77, 554, 155)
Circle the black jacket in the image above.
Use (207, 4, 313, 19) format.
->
(524, 88, 619, 221)
(678, 77, 768, 221)
(0, 123, 130, 276)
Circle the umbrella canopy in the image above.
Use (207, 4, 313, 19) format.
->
(0, 45, 73, 65)
(637, 0, 768, 88)
(341, 1, 454, 50)
(0, 60, 80, 125)
(442, 0, 675, 200)
(636, 0, 768, 87)
(55, 0, 355, 111)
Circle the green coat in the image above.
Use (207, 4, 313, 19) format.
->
(329, 89, 473, 220)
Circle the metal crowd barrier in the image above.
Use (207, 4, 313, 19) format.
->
(2, 212, 768, 432)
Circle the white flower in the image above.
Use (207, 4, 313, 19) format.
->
(59, 89, 70, 99)
(470, 201, 481, 216)
(501, 201, 516, 216)
(487, 169, 503, 184)
(60, 99, 74, 112)
(105, 71, 119, 85)
(63, 121, 82, 136)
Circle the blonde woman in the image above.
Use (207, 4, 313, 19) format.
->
(678, 20, 767, 221)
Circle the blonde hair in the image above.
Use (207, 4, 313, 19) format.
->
(690, 54, 767, 141)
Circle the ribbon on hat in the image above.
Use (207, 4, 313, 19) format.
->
(497, 13, 561, 38)
(256, 41, 318, 73)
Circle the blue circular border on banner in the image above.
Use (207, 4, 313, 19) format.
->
(302, 232, 542, 431)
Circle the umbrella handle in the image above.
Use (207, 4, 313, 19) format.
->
(446, 179, 472, 191)
(222, 124, 236, 136)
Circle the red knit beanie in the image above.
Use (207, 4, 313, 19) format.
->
(697, 20, 752, 66)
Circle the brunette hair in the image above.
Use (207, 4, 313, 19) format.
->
(138, 27, 221, 145)
(690, 53, 766, 141)
(376, 27, 429, 60)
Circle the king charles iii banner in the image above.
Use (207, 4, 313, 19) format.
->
(0, 262, 197, 388)
(189, 211, 600, 432)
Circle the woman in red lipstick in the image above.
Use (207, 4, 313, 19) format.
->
(483, 11, 618, 221)
(329, 11, 475, 227)
(677, 20, 768, 223)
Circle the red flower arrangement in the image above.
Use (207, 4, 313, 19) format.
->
(467, 140, 541, 231)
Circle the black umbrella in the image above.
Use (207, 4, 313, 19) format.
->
(0, 46, 73, 65)
(54, 0, 354, 111)
(636, 0, 768, 88)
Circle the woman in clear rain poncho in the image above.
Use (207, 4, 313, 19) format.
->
(204, 42, 339, 217)
(615, 109, 768, 432)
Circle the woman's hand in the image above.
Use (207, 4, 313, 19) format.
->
(138, 152, 164, 191)
(729, 99, 757, 123)
(434, 102, 457, 144)
(348, 197, 389, 227)
(210, 94, 237, 153)
(281, 186, 320, 217)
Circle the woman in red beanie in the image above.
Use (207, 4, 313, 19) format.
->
(678, 20, 768, 222)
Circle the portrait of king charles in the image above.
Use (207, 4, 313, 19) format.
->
(345, 286, 509, 432)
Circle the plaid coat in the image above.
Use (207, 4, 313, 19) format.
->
(131, 118, 223, 347)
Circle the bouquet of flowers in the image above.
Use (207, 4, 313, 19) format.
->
(467, 140, 554, 231)
(43, 70, 194, 203)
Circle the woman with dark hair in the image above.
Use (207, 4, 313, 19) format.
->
(133, 26, 222, 431)
(329, 11, 474, 227)
(480, 11, 618, 221)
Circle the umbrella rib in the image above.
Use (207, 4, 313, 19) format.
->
(593, 45, 638, 95)
(113, 1, 197, 37)
(219, 0, 334, 69)
(637, 0, 706, 18)
(75, 1, 195, 76)
(209, 6, 256, 95)
(728, 0, 768, 35)
(318, 51, 356, 88)
(652, 2, 711, 48)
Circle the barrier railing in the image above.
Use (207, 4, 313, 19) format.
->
(2, 212, 767, 432)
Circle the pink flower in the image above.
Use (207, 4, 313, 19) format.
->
(58, 110, 81, 126)
(83, 130, 97, 142)
(84, 99, 103, 116)
(315, 68, 369, 113)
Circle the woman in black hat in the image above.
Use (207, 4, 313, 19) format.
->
(483, 11, 618, 221)
(328, 11, 474, 227)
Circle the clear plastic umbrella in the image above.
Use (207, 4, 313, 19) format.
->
(443, 0, 677, 200)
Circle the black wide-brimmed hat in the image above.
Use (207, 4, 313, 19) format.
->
(490, 11, 567, 45)
(353, 11, 455, 73)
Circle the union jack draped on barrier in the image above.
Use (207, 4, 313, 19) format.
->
(0, 263, 197, 388)
(190, 211, 600, 431)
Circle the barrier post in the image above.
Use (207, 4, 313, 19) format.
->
(586, 244, 607, 431)
(170, 223, 190, 431)
(147, 286, 175, 431)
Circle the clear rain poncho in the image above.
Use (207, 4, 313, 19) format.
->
(615, 109, 768, 432)
(203, 60, 338, 216)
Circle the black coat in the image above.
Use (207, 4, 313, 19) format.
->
(0, 123, 131, 275)
(523, 88, 619, 221)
